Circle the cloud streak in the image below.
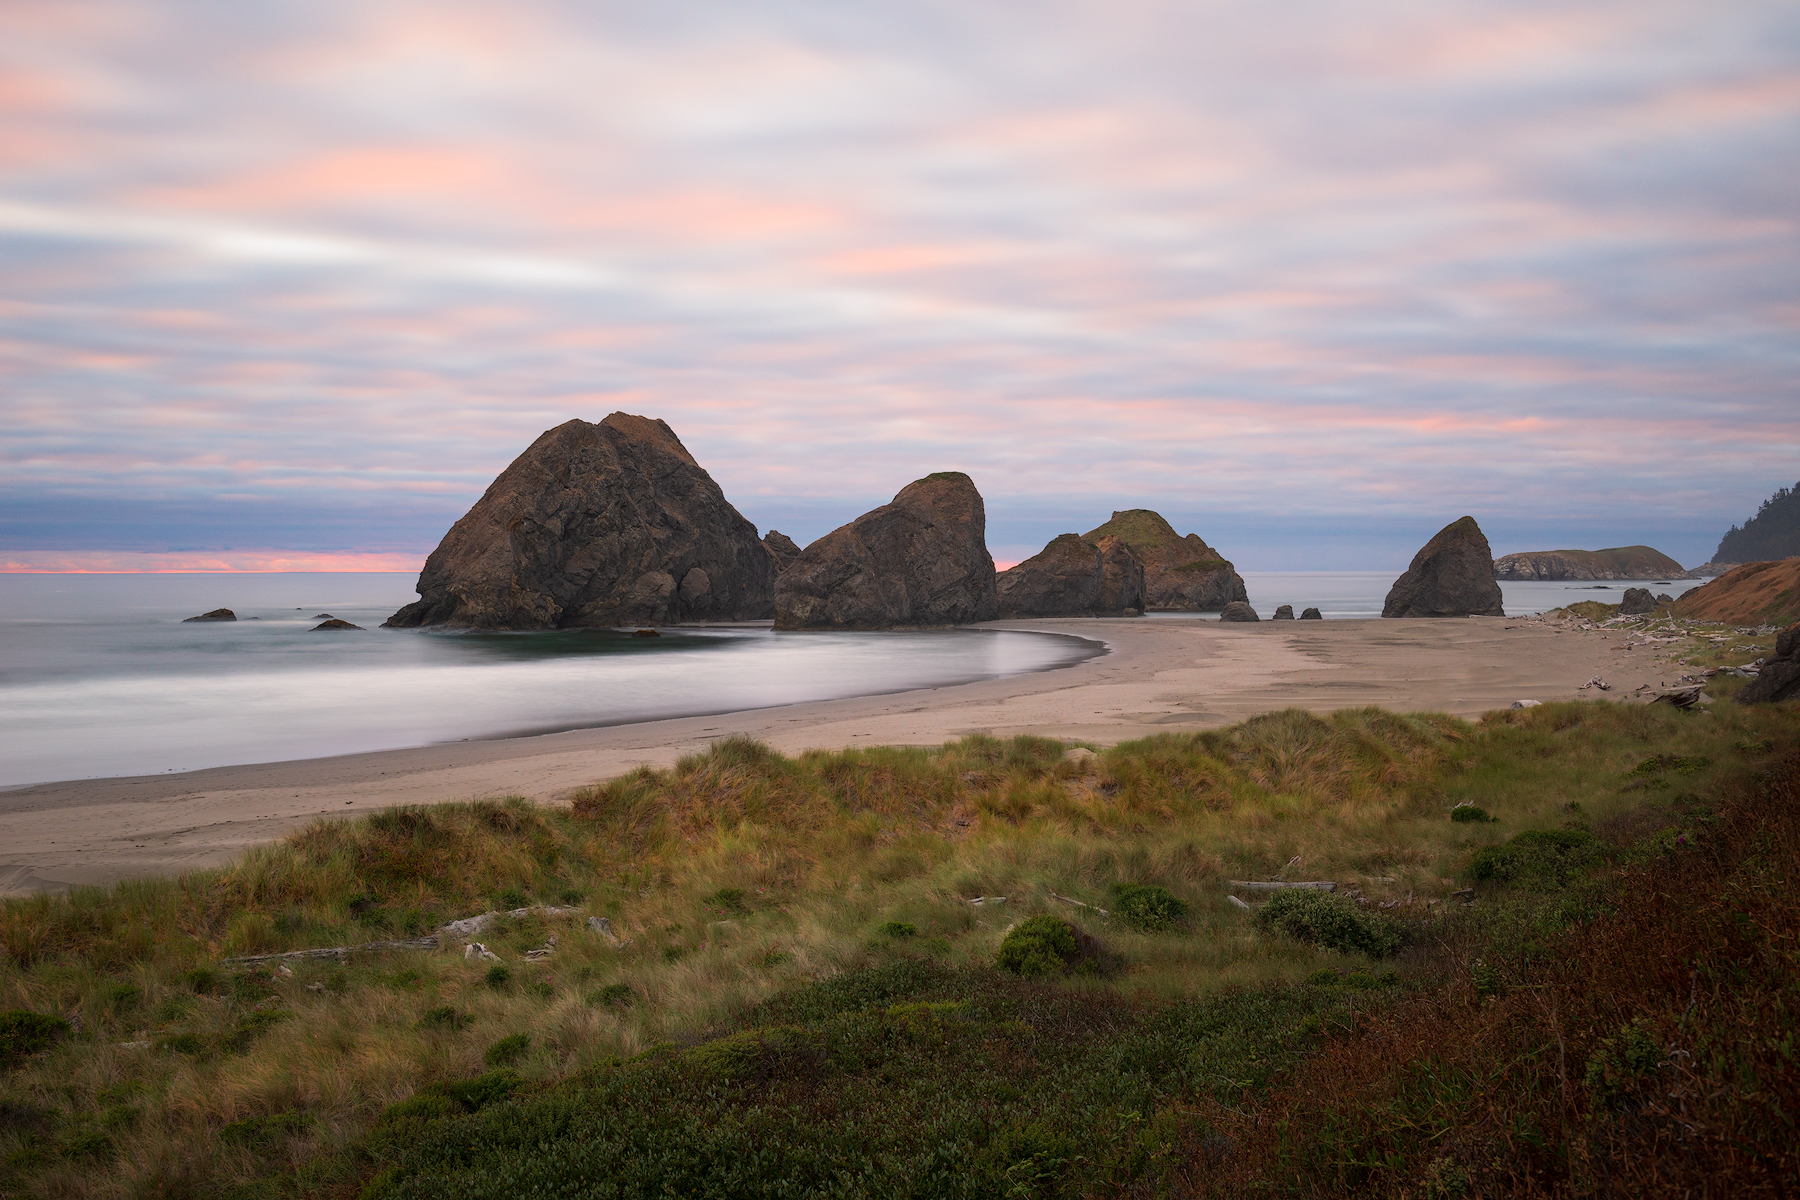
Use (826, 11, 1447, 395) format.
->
(1, 0, 1795, 570)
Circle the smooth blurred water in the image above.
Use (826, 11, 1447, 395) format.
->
(0, 573, 1100, 787)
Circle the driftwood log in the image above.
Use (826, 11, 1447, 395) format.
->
(222, 904, 584, 967)
(1226, 880, 1337, 893)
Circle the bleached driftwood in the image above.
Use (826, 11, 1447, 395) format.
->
(223, 937, 439, 965)
(1227, 895, 1251, 911)
(1048, 891, 1110, 916)
(1227, 880, 1337, 893)
(223, 904, 583, 966)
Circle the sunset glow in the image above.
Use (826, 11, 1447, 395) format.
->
(2, 0, 1795, 571)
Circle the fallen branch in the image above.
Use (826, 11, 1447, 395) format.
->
(223, 905, 584, 966)
(1227, 880, 1337, 893)
(1048, 891, 1110, 916)
(223, 937, 439, 966)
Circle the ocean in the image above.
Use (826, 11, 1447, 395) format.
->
(0, 569, 1708, 787)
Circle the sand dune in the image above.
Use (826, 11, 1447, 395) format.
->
(0, 615, 1695, 894)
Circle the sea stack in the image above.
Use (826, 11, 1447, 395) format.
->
(762, 531, 803, 572)
(774, 472, 997, 629)
(184, 608, 237, 622)
(1382, 517, 1505, 618)
(996, 533, 1145, 617)
(385, 414, 775, 629)
(1080, 510, 1246, 610)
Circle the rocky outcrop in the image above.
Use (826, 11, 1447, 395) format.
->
(1272, 604, 1294, 620)
(1383, 517, 1506, 618)
(1300, 607, 1322, 620)
(762, 531, 803, 573)
(1080, 510, 1246, 610)
(184, 608, 236, 622)
(1492, 545, 1684, 581)
(773, 472, 997, 630)
(313, 618, 364, 631)
(1736, 621, 1800, 705)
(996, 533, 1144, 617)
(1620, 588, 1658, 615)
(1220, 601, 1259, 622)
(385, 414, 775, 630)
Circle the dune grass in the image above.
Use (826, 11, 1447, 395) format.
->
(1, 696, 1794, 1197)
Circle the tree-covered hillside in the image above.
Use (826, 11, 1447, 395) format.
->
(1716, 481, 1800, 563)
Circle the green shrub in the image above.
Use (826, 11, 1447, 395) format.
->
(484, 1034, 529, 1066)
(1254, 889, 1403, 958)
(376, 1093, 453, 1125)
(431, 1069, 522, 1112)
(418, 1006, 467, 1032)
(703, 887, 751, 915)
(0, 1011, 70, 1063)
(879, 921, 918, 939)
(589, 983, 635, 1009)
(484, 964, 511, 989)
(182, 966, 222, 994)
(1467, 829, 1601, 887)
(1450, 804, 1497, 823)
(220, 1111, 310, 1146)
(1584, 1018, 1665, 1109)
(996, 915, 1078, 978)
(1111, 883, 1188, 931)
(497, 888, 529, 909)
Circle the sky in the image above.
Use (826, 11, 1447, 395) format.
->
(2, 0, 1796, 575)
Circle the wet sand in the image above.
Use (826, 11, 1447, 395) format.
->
(0, 615, 1693, 894)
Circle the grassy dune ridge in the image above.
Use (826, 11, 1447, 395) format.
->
(2, 696, 1795, 1197)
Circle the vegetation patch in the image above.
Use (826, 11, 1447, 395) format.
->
(0, 1010, 69, 1064)
(0, 703, 1791, 1197)
(1110, 882, 1189, 930)
(1254, 889, 1404, 958)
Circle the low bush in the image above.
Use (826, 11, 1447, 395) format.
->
(1112, 883, 1188, 931)
(1467, 828, 1601, 886)
(995, 915, 1078, 978)
(588, 983, 635, 1009)
(484, 1033, 530, 1066)
(1254, 889, 1403, 958)
(1450, 803, 1496, 823)
(879, 921, 918, 939)
(220, 1110, 311, 1146)
(484, 963, 511, 989)
(417, 1006, 467, 1032)
(0, 1010, 70, 1064)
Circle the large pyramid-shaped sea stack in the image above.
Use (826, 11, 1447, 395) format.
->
(774, 472, 997, 629)
(1382, 516, 1504, 618)
(1081, 509, 1246, 610)
(385, 414, 775, 629)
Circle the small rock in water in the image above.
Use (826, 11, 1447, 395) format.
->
(314, 613, 334, 619)
(1300, 607, 1322, 619)
(184, 608, 237, 622)
(1272, 604, 1294, 620)
(312, 618, 364, 631)
(1219, 601, 1260, 622)
(632, 628, 661, 637)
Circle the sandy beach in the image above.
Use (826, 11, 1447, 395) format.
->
(0, 615, 1693, 894)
